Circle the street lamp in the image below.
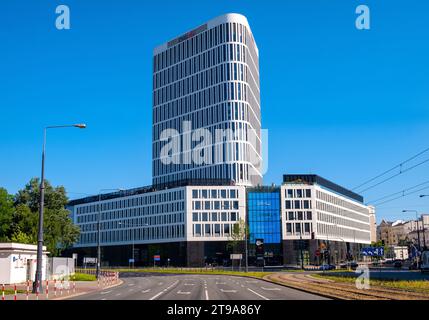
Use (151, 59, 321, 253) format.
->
(402, 210, 421, 252)
(96, 188, 123, 279)
(118, 221, 149, 268)
(33, 124, 86, 293)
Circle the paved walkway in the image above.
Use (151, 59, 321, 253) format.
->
(1, 279, 121, 301)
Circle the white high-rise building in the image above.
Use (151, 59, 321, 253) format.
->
(152, 13, 262, 187)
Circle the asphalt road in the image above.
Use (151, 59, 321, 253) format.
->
(69, 273, 329, 300)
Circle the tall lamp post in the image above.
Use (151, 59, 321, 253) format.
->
(118, 222, 149, 268)
(33, 124, 86, 293)
(419, 195, 429, 249)
(403, 210, 421, 252)
(96, 188, 123, 279)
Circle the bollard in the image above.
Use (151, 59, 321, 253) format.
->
(46, 280, 49, 299)
(60, 279, 63, 296)
(26, 280, 30, 301)
(36, 281, 40, 300)
(1, 284, 4, 301)
(14, 284, 17, 301)
(54, 279, 57, 297)
(73, 281, 76, 293)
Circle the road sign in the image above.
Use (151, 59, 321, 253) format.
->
(361, 247, 384, 256)
(129, 258, 135, 263)
(154, 255, 161, 261)
(230, 254, 243, 260)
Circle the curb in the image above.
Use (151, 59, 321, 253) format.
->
(53, 279, 124, 300)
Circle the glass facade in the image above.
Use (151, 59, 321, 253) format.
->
(247, 188, 282, 265)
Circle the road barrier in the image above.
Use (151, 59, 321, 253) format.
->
(26, 281, 30, 300)
(14, 284, 17, 301)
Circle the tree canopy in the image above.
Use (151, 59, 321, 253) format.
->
(0, 178, 80, 256)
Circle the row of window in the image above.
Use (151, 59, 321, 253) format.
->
(75, 190, 184, 215)
(316, 190, 368, 215)
(192, 200, 240, 211)
(315, 201, 369, 223)
(285, 188, 311, 199)
(284, 199, 312, 210)
(79, 225, 185, 244)
(153, 160, 253, 186)
(316, 223, 370, 242)
(192, 223, 234, 237)
(316, 211, 369, 230)
(154, 45, 250, 90)
(154, 22, 252, 72)
(285, 222, 312, 235)
(192, 188, 238, 199)
(192, 211, 240, 222)
(76, 202, 185, 223)
(286, 211, 312, 221)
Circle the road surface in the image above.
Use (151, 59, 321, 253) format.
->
(69, 273, 329, 300)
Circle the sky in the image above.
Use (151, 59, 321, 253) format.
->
(1, 0, 428, 223)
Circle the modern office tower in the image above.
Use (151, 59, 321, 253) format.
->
(152, 13, 262, 188)
(281, 174, 373, 266)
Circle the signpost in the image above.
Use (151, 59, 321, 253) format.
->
(153, 255, 160, 267)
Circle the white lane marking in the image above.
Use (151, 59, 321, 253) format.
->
(129, 288, 134, 291)
(101, 298, 107, 300)
(241, 285, 245, 287)
(261, 287, 281, 291)
(158, 282, 164, 285)
(177, 290, 191, 295)
(184, 283, 195, 286)
(141, 289, 151, 293)
(216, 282, 226, 285)
(100, 290, 112, 295)
(247, 288, 269, 300)
(220, 289, 237, 293)
(205, 289, 209, 300)
(246, 280, 258, 283)
(115, 293, 122, 296)
(149, 280, 179, 300)
(128, 283, 135, 286)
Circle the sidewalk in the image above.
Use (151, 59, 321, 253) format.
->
(1, 277, 121, 301)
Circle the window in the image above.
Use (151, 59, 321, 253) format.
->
(306, 211, 312, 220)
(221, 190, 227, 198)
(205, 224, 211, 235)
(295, 223, 301, 234)
(304, 223, 310, 233)
(286, 223, 292, 234)
(297, 212, 303, 220)
(211, 212, 217, 221)
(230, 212, 237, 221)
(214, 224, 221, 235)
(195, 224, 201, 236)
(202, 212, 208, 221)
(305, 189, 311, 198)
(202, 190, 208, 198)
(214, 201, 220, 210)
(296, 189, 303, 198)
(205, 201, 211, 210)
(192, 190, 198, 198)
(192, 213, 198, 221)
(224, 224, 230, 234)
(221, 212, 227, 221)
(286, 189, 293, 198)
(195, 201, 201, 210)
(211, 190, 217, 198)
(294, 200, 301, 209)
(285, 201, 291, 209)
(230, 189, 236, 198)
(303, 200, 310, 209)
(288, 212, 294, 220)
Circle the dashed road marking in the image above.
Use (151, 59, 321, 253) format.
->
(100, 290, 112, 295)
(141, 289, 151, 293)
(261, 287, 281, 291)
(149, 280, 179, 300)
(247, 288, 269, 300)
(177, 290, 191, 295)
(220, 289, 237, 293)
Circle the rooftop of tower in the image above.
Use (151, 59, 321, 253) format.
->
(153, 13, 258, 56)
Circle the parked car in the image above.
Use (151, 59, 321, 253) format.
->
(393, 260, 402, 268)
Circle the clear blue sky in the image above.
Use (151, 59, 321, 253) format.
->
(1, 0, 428, 223)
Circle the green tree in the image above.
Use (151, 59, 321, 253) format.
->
(0, 188, 14, 241)
(13, 178, 80, 256)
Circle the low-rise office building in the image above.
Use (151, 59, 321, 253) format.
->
(281, 175, 372, 266)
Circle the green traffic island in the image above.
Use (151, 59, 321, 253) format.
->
(314, 273, 429, 295)
(99, 267, 272, 279)
(68, 273, 97, 281)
